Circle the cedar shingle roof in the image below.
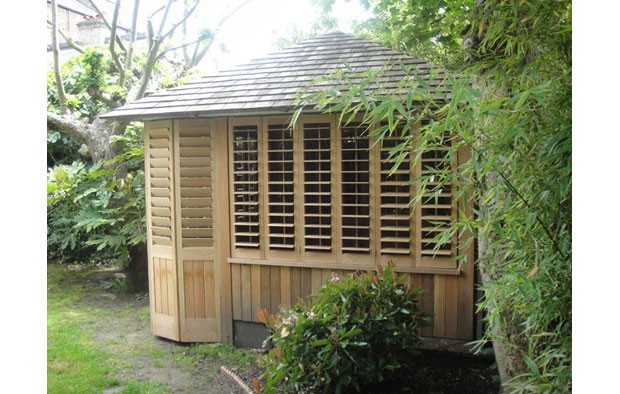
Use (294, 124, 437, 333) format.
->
(102, 32, 447, 120)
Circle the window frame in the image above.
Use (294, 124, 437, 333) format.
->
(226, 115, 460, 273)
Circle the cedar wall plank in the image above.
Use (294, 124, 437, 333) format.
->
(420, 274, 435, 337)
(231, 264, 241, 320)
(260, 266, 271, 314)
(280, 267, 291, 308)
(290, 267, 301, 305)
(183, 261, 196, 318)
(228, 263, 469, 339)
(270, 267, 281, 314)
(193, 261, 207, 319)
(205, 261, 216, 318)
(445, 276, 459, 338)
(251, 265, 261, 322)
(241, 265, 252, 321)
(433, 275, 447, 337)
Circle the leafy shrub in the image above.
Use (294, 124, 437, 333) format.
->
(47, 124, 145, 267)
(260, 264, 430, 393)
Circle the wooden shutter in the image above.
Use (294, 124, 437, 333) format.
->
(340, 122, 371, 253)
(419, 133, 455, 259)
(231, 124, 260, 250)
(147, 127, 174, 247)
(178, 123, 213, 248)
(267, 123, 295, 251)
(379, 133, 413, 259)
(145, 121, 179, 341)
(175, 120, 221, 342)
(302, 122, 332, 252)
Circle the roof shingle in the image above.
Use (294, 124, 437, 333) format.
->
(102, 32, 447, 120)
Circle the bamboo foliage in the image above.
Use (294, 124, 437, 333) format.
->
(297, 0, 572, 390)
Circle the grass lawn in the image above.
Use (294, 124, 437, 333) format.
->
(47, 263, 259, 393)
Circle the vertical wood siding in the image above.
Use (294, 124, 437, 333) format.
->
(229, 264, 473, 339)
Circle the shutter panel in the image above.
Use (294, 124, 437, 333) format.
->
(267, 124, 295, 250)
(379, 133, 412, 256)
(341, 122, 370, 253)
(232, 125, 260, 248)
(420, 133, 455, 257)
(148, 128, 174, 247)
(179, 125, 213, 248)
(303, 123, 332, 252)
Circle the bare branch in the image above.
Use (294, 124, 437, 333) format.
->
(47, 112, 90, 142)
(182, 0, 191, 64)
(109, 0, 125, 78)
(50, 0, 68, 114)
(161, 0, 201, 40)
(156, 35, 208, 61)
(48, 19, 85, 53)
(87, 0, 127, 53)
(190, 0, 253, 67)
(121, 0, 141, 86)
(87, 86, 122, 108)
(157, 0, 175, 38)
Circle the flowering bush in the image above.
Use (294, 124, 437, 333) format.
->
(259, 264, 430, 393)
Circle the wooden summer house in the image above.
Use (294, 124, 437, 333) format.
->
(103, 32, 476, 345)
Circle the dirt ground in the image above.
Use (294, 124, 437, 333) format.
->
(55, 265, 260, 394)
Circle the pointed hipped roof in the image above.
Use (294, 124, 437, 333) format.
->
(102, 32, 447, 121)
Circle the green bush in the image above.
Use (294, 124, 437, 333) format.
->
(260, 265, 430, 393)
(47, 124, 146, 267)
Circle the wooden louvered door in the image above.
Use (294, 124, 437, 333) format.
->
(145, 120, 180, 341)
(300, 117, 336, 262)
(416, 132, 457, 269)
(230, 118, 262, 259)
(265, 120, 296, 260)
(174, 119, 221, 342)
(377, 132, 414, 266)
(340, 122, 373, 264)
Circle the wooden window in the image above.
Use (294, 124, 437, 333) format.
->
(379, 133, 412, 256)
(420, 133, 455, 258)
(303, 123, 332, 252)
(267, 124, 295, 250)
(232, 125, 260, 249)
(341, 122, 370, 253)
(226, 115, 461, 272)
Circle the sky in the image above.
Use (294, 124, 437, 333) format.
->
(131, 0, 374, 71)
(207, 0, 373, 67)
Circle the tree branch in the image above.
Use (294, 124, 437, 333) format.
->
(121, 0, 141, 86)
(190, 0, 252, 66)
(157, 0, 175, 38)
(156, 35, 208, 61)
(47, 112, 90, 143)
(109, 0, 125, 78)
(87, 0, 127, 53)
(161, 0, 201, 40)
(48, 19, 85, 53)
(50, 0, 68, 114)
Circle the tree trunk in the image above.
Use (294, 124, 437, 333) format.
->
(476, 173, 528, 392)
(47, 112, 127, 163)
(127, 242, 149, 292)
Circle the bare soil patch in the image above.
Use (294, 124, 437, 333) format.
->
(52, 264, 259, 394)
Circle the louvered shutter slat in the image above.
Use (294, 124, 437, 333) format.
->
(341, 123, 371, 253)
(303, 123, 332, 252)
(232, 125, 260, 248)
(420, 132, 454, 257)
(380, 133, 411, 255)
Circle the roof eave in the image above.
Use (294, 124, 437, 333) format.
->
(100, 106, 314, 122)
